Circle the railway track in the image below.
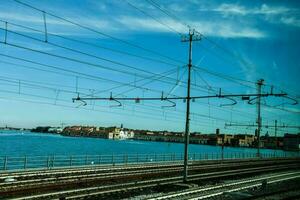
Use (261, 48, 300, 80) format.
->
(150, 170, 300, 200)
(1, 157, 295, 178)
(1, 158, 298, 199)
(0, 157, 296, 182)
(1, 158, 298, 192)
(12, 164, 300, 199)
(0, 157, 278, 178)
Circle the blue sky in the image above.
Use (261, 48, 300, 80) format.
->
(0, 0, 299, 136)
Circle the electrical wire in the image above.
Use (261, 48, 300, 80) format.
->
(0, 19, 178, 67)
(13, 0, 184, 65)
(124, 0, 183, 35)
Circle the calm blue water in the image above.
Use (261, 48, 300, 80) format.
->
(0, 130, 298, 157)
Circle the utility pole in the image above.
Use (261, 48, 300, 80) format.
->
(275, 120, 278, 149)
(256, 79, 264, 157)
(181, 29, 201, 182)
(72, 36, 289, 183)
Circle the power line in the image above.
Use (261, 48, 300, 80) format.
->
(0, 25, 213, 93)
(1, 27, 296, 120)
(124, 0, 182, 35)
(0, 55, 269, 123)
(0, 19, 179, 67)
(193, 65, 256, 90)
(0, 27, 184, 86)
(0, 93, 186, 124)
(0, 53, 178, 96)
(5, 0, 298, 134)
(1, 20, 265, 94)
(1, 52, 259, 121)
(0, 54, 290, 126)
(145, 0, 190, 29)
(143, 0, 285, 96)
(0, 86, 187, 123)
(1, 40, 184, 89)
(0, 75, 97, 94)
(0, 64, 292, 130)
(13, 0, 184, 65)
(225, 123, 300, 129)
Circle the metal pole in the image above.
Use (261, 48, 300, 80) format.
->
(52, 155, 55, 168)
(24, 155, 27, 170)
(275, 120, 277, 150)
(42, 11, 48, 42)
(46, 156, 50, 169)
(256, 79, 264, 157)
(69, 155, 73, 167)
(3, 156, 7, 170)
(183, 30, 193, 183)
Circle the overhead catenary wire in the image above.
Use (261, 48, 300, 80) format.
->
(73, 91, 287, 101)
(0, 71, 265, 124)
(0, 53, 266, 123)
(4, 0, 298, 133)
(145, 0, 190, 29)
(1, 40, 191, 91)
(0, 19, 179, 67)
(0, 27, 184, 86)
(0, 53, 272, 121)
(124, 0, 183, 35)
(0, 53, 180, 96)
(13, 0, 184, 65)
(144, 0, 289, 95)
(0, 67, 291, 128)
(0, 59, 270, 124)
(0, 20, 265, 94)
(0, 37, 296, 124)
(0, 86, 232, 127)
(165, 68, 187, 97)
(0, 93, 187, 125)
(1, 42, 292, 126)
(0, 26, 213, 94)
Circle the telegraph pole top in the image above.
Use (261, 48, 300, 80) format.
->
(181, 29, 202, 42)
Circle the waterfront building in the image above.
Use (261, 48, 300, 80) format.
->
(283, 133, 300, 151)
(261, 134, 283, 149)
(190, 133, 209, 144)
(231, 134, 255, 147)
(48, 127, 63, 133)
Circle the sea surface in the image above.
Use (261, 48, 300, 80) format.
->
(1, 130, 298, 157)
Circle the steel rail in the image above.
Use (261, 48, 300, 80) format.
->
(189, 173, 300, 200)
(151, 171, 300, 200)
(15, 164, 299, 200)
(2, 162, 299, 199)
(1, 157, 290, 179)
(1, 158, 297, 188)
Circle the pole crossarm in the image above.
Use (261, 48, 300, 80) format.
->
(70, 28, 290, 183)
(225, 123, 300, 129)
(72, 92, 287, 103)
(181, 29, 202, 42)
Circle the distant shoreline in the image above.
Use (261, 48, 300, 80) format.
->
(27, 130, 299, 152)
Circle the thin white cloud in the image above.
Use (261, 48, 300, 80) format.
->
(200, 3, 300, 29)
(117, 16, 185, 33)
(280, 17, 300, 27)
(258, 4, 291, 15)
(118, 16, 266, 38)
(209, 3, 292, 16)
(0, 12, 71, 26)
(167, 3, 186, 12)
(192, 21, 266, 38)
(211, 4, 248, 15)
(0, 5, 266, 39)
(0, 11, 116, 36)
